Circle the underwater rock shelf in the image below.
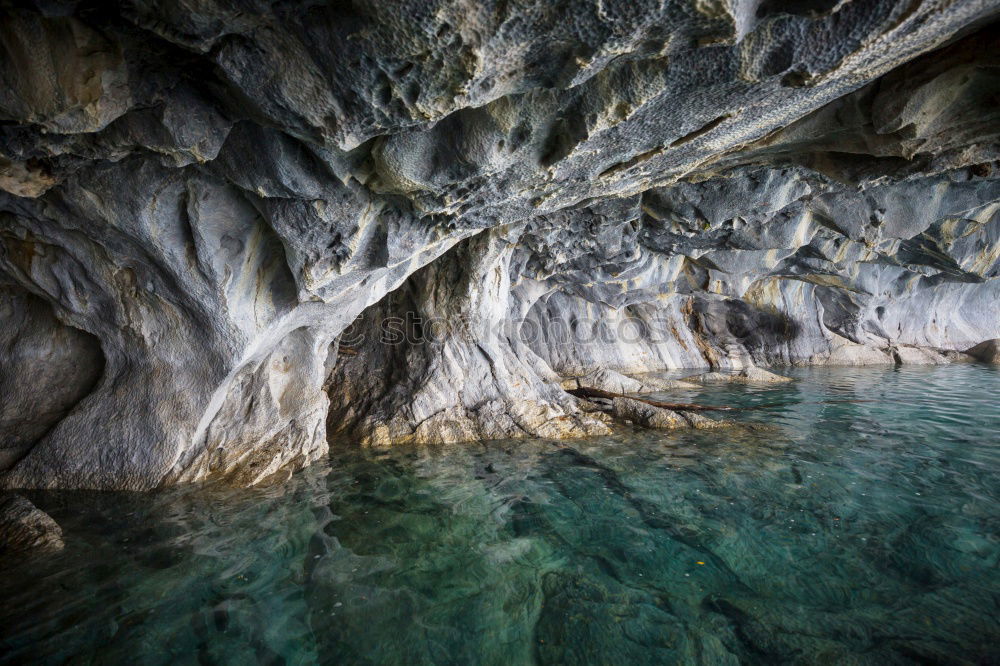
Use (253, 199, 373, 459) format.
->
(1, 1, 999, 490)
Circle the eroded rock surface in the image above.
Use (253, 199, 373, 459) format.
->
(610, 397, 730, 430)
(0, 494, 63, 554)
(0, 1, 998, 487)
(0, 285, 104, 471)
(326, 228, 611, 446)
(966, 339, 1000, 363)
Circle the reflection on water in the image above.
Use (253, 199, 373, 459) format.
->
(2, 365, 999, 664)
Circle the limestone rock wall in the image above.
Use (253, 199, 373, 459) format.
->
(326, 227, 610, 446)
(0, 284, 104, 471)
(0, 1, 998, 488)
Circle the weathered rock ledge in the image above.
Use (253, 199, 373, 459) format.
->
(0, 494, 63, 555)
(1, 1, 998, 489)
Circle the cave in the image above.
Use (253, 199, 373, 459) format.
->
(1, 1, 999, 663)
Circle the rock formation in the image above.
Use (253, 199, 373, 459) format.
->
(1, 1, 998, 489)
(0, 494, 63, 554)
(966, 338, 1000, 363)
(610, 397, 729, 431)
(683, 368, 794, 384)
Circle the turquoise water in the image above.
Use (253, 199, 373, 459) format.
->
(2, 365, 999, 665)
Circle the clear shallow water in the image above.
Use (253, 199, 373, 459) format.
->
(2, 365, 999, 665)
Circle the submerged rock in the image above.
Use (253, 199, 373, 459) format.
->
(890, 346, 970, 365)
(0, 494, 63, 555)
(822, 342, 898, 367)
(610, 397, 729, 431)
(683, 372, 733, 384)
(562, 369, 699, 394)
(966, 339, 1000, 364)
(737, 368, 794, 384)
(684, 367, 793, 385)
(612, 397, 688, 430)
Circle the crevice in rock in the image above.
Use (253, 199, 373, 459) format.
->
(669, 114, 733, 148)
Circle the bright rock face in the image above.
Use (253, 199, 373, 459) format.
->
(1, 1, 998, 489)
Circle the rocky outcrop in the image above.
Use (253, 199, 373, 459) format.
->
(684, 367, 793, 384)
(326, 228, 610, 446)
(0, 494, 63, 554)
(966, 339, 1000, 363)
(0, 2, 998, 488)
(610, 397, 728, 430)
(612, 397, 688, 429)
(561, 369, 699, 394)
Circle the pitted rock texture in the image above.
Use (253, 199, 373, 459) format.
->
(0, 1, 999, 488)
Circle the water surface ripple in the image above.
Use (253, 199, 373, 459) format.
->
(2, 365, 999, 664)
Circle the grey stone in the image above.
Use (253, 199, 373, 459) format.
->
(0, 494, 63, 554)
(610, 397, 729, 430)
(966, 339, 1000, 364)
(736, 367, 793, 384)
(326, 228, 611, 447)
(0, 1, 997, 488)
(683, 367, 792, 384)
(0, 285, 104, 473)
(564, 369, 698, 394)
(611, 398, 688, 430)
